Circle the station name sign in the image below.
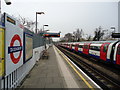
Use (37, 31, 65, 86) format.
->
(5, 13, 23, 76)
(8, 46, 22, 54)
(7, 16, 16, 25)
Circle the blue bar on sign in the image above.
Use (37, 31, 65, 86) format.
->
(8, 46, 22, 54)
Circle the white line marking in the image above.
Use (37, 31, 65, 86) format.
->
(53, 46, 79, 88)
(56, 46, 102, 89)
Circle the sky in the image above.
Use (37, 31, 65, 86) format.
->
(1, 0, 119, 41)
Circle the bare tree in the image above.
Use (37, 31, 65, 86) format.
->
(73, 28, 83, 41)
(93, 26, 105, 41)
(102, 29, 115, 40)
(86, 35, 92, 41)
(64, 33, 73, 42)
(17, 15, 36, 31)
(93, 26, 115, 41)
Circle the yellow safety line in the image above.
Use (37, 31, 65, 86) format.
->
(55, 47, 94, 89)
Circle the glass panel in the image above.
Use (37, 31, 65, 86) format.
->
(84, 45, 88, 49)
(90, 46, 100, 51)
(25, 34, 33, 61)
(72, 45, 75, 47)
(103, 44, 109, 52)
(78, 45, 83, 48)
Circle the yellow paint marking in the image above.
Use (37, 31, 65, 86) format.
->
(0, 28, 5, 77)
(55, 47, 94, 89)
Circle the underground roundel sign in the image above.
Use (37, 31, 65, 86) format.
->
(8, 34, 23, 64)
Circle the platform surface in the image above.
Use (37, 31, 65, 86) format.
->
(20, 45, 100, 89)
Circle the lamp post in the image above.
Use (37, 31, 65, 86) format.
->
(0, 0, 11, 19)
(110, 26, 115, 33)
(43, 24, 49, 32)
(35, 12, 44, 33)
(4, 0, 11, 5)
(42, 25, 49, 50)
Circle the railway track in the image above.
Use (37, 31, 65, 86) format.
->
(57, 45, 120, 89)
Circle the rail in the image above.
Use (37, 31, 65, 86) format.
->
(57, 45, 120, 89)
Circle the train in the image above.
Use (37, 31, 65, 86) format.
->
(58, 40, 120, 66)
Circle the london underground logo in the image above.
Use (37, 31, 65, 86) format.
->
(8, 34, 22, 64)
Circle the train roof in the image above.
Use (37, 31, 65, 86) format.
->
(61, 40, 118, 44)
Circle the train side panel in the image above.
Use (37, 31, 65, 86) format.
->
(83, 43, 91, 55)
(78, 44, 84, 53)
(107, 42, 115, 62)
(70, 44, 72, 50)
(72, 43, 75, 51)
(59, 41, 120, 66)
(75, 44, 79, 52)
(89, 44, 101, 59)
(114, 43, 120, 65)
(116, 44, 120, 65)
(100, 43, 110, 61)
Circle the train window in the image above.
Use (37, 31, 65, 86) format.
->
(90, 46, 93, 49)
(103, 44, 109, 52)
(90, 46, 100, 51)
(72, 45, 75, 47)
(84, 45, 88, 49)
(117, 45, 120, 55)
(78, 45, 83, 48)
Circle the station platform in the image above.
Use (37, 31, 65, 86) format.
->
(20, 45, 101, 89)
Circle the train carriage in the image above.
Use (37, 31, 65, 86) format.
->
(59, 40, 120, 67)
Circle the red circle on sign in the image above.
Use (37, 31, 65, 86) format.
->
(10, 34, 22, 64)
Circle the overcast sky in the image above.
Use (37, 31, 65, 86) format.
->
(1, 0, 119, 41)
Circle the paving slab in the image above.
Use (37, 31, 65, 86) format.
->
(20, 46, 67, 88)
(20, 46, 100, 89)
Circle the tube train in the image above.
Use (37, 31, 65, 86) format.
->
(58, 40, 120, 66)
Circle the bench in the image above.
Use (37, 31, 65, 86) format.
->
(42, 50, 49, 59)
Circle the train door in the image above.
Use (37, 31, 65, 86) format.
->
(72, 44, 75, 50)
(75, 44, 78, 52)
(70, 44, 72, 50)
(65, 44, 67, 48)
(100, 43, 110, 61)
(83, 43, 90, 54)
(116, 44, 120, 65)
(67, 44, 69, 48)
(66, 44, 68, 48)
(68, 44, 70, 49)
